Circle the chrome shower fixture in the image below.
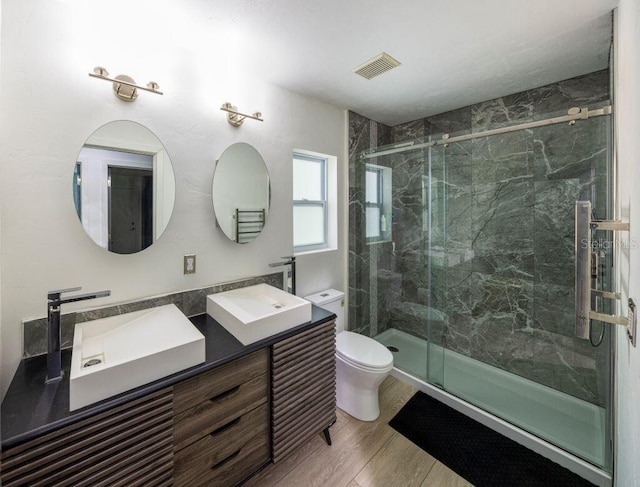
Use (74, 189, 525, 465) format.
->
(89, 67, 163, 101)
(220, 103, 264, 126)
(575, 200, 634, 345)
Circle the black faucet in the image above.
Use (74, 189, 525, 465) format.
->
(46, 287, 111, 384)
(269, 256, 296, 295)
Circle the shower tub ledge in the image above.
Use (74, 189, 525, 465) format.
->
(375, 328, 611, 487)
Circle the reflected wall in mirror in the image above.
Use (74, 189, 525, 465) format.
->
(212, 142, 270, 243)
(74, 120, 175, 254)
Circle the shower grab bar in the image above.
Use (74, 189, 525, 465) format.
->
(574, 201, 631, 341)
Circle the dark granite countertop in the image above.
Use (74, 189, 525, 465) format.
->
(1, 305, 334, 450)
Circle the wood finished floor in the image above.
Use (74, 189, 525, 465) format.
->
(245, 376, 473, 487)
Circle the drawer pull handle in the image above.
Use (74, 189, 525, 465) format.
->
(210, 448, 241, 471)
(209, 385, 240, 403)
(210, 417, 241, 437)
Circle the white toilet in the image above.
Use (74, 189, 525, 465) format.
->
(305, 289, 394, 421)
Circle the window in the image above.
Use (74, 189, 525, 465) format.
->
(293, 152, 327, 251)
(366, 166, 383, 239)
(365, 163, 392, 243)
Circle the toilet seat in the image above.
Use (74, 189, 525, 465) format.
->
(336, 331, 393, 371)
(337, 353, 394, 373)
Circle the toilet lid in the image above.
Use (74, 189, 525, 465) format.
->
(336, 331, 393, 370)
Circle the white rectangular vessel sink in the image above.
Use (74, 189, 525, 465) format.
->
(70, 304, 205, 411)
(206, 283, 312, 345)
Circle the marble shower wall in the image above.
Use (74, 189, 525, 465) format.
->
(349, 70, 611, 406)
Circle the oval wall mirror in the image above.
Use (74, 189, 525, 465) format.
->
(73, 120, 176, 254)
(212, 142, 270, 243)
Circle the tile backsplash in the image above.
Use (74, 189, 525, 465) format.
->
(23, 272, 284, 357)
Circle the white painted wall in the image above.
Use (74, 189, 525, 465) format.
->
(0, 0, 347, 397)
(0, 0, 4, 423)
(614, 1, 640, 485)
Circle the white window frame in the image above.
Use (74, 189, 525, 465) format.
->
(365, 163, 392, 244)
(366, 165, 383, 240)
(293, 152, 328, 252)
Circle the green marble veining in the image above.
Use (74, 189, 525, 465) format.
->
(349, 69, 611, 407)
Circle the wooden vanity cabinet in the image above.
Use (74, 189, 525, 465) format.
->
(271, 319, 336, 462)
(1, 319, 335, 486)
(172, 349, 270, 487)
(0, 388, 174, 487)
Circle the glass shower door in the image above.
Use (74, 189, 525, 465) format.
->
(424, 142, 447, 388)
(360, 141, 446, 387)
(434, 112, 613, 470)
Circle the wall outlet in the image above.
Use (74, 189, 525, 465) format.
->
(184, 254, 196, 274)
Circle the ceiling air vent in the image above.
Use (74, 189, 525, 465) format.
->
(352, 52, 401, 80)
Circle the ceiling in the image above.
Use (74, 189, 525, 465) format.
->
(70, 0, 617, 126)
(189, 0, 618, 125)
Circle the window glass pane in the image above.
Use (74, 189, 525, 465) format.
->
(365, 169, 379, 204)
(293, 157, 323, 200)
(294, 205, 325, 247)
(366, 207, 381, 238)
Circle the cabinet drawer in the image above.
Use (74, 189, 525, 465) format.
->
(174, 373, 268, 450)
(173, 349, 268, 415)
(175, 433, 268, 487)
(174, 403, 269, 486)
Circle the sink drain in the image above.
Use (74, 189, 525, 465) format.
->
(83, 358, 102, 368)
(387, 346, 399, 353)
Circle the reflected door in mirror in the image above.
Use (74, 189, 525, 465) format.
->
(108, 167, 153, 254)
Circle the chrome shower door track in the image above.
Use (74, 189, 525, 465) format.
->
(362, 106, 612, 159)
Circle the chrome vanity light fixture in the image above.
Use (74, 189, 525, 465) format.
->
(89, 66, 163, 101)
(220, 102, 264, 127)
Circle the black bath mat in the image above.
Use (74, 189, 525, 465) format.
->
(389, 392, 595, 487)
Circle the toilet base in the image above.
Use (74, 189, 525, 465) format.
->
(335, 356, 392, 421)
(336, 381, 381, 421)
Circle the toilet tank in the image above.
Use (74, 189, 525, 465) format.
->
(305, 289, 345, 333)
